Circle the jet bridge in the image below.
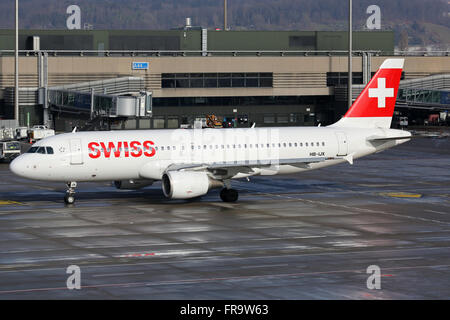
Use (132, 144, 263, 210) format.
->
(396, 74, 450, 109)
(47, 77, 152, 118)
(335, 74, 450, 110)
(48, 89, 153, 118)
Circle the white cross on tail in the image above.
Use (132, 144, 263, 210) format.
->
(368, 78, 394, 108)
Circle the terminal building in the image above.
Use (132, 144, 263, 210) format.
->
(0, 29, 448, 130)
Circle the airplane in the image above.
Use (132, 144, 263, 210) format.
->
(10, 58, 411, 204)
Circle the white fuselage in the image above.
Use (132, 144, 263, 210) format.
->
(10, 126, 410, 183)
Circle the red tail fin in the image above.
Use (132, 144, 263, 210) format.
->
(331, 59, 404, 128)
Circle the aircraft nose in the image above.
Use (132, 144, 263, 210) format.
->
(9, 156, 26, 177)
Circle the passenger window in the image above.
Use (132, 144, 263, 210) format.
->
(283, 143, 286, 147)
(46, 147, 54, 154)
(289, 143, 292, 147)
(316, 142, 320, 146)
(294, 143, 297, 147)
(300, 143, 303, 147)
(322, 142, 325, 146)
(167, 146, 171, 150)
(267, 144, 270, 148)
(305, 143, 308, 147)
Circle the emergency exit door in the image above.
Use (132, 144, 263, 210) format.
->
(70, 139, 83, 165)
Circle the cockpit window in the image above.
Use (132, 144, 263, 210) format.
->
(27, 147, 39, 153)
(26, 146, 54, 154)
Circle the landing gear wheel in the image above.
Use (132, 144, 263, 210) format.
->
(64, 181, 77, 205)
(220, 188, 239, 202)
(64, 194, 75, 205)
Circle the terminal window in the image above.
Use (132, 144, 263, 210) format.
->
(327, 72, 405, 87)
(289, 36, 315, 48)
(162, 73, 273, 89)
(326, 72, 364, 86)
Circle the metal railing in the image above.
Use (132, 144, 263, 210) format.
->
(0, 49, 448, 57)
(0, 49, 386, 57)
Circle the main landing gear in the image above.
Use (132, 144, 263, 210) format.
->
(64, 182, 77, 205)
(220, 180, 238, 202)
(220, 188, 239, 202)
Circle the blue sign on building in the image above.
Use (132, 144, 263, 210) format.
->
(132, 62, 149, 70)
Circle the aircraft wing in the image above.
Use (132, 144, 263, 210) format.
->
(165, 157, 331, 178)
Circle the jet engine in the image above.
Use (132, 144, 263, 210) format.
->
(162, 171, 223, 199)
(113, 179, 154, 190)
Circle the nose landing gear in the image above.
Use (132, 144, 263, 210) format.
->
(64, 182, 77, 205)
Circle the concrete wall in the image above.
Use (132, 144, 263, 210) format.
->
(1, 55, 449, 95)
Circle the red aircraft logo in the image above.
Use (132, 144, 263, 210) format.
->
(88, 141, 156, 159)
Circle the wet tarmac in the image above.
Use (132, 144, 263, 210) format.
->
(0, 137, 449, 299)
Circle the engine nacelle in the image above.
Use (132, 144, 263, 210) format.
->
(113, 179, 154, 190)
(162, 171, 223, 199)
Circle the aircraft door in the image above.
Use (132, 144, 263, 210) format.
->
(69, 139, 83, 165)
(335, 132, 348, 156)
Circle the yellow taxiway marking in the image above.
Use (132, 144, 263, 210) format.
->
(0, 200, 24, 205)
(379, 192, 422, 198)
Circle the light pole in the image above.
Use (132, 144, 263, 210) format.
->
(224, 0, 228, 31)
(348, 0, 352, 109)
(15, 0, 19, 125)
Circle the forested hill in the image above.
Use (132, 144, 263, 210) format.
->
(0, 0, 449, 46)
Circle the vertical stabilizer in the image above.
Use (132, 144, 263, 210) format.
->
(330, 59, 404, 128)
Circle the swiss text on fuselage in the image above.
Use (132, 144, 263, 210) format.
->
(88, 141, 156, 159)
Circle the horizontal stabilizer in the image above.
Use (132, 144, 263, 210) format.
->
(367, 135, 414, 142)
